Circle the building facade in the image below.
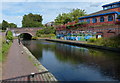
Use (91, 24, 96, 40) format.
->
(56, 1, 120, 39)
(78, 1, 120, 26)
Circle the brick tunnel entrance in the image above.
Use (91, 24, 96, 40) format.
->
(20, 33, 32, 40)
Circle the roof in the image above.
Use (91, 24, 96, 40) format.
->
(79, 9, 113, 18)
(102, 1, 120, 7)
(88, 10, 115, 16)
(78, 9, 120, 19)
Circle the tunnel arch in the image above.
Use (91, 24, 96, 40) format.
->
(19, 33, 33, 40)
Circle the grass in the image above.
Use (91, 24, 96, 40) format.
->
(0, 35, 12, 62)
(0, 35, 2, 62)
(1, 42, 12, 62)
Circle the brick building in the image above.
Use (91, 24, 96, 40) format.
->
(56, 1, 120, 39)
(78, 1, 120, 26)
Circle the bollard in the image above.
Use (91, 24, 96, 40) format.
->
(31, 73, 35, 78)
(21, 51, 23, 54)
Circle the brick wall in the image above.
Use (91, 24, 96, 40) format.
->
(82, 14, 116, 26)
(81, 24, 120, 38)
(56, 24, 120, 38)
(56, 13, 119, 33)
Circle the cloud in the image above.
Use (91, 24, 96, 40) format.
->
(2, 0, 118, 27)
(2, 14, 23, 27)
(0, 1, 2, 23)
(2, 2, 104, 26)
(90, 3, 102, 7)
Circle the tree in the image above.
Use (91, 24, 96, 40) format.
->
(55, 13, 72, 25)
(44, 27, 55, 34)
(2, 20, 9, 30)
(54, 8, 87, 25)
(70, 8, 87, 21)
(22, 13, 43, 27)
(9, 23, 17, 28)
(36, 26, 55, 37)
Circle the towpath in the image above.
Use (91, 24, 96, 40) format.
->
(2, 39, 39, 80)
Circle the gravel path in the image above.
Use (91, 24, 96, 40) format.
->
(2, 39, 39, 80)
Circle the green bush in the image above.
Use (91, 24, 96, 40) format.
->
(1, 41, 12, 62)
(37, 34, 55, 38)
(88, 38, 96, 43)
(66, 25, 72, 29)
(36, 26, 55, 37)
(6, 30, 13, 41)
(32, 36, 38, 40)
(95, 35, 120, 48)
(36, 26, 56, 38)
(74, 22, 87, 26)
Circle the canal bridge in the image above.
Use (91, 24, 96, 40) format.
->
(7, 27, 42, 39)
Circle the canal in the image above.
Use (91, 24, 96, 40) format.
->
(22, 40, 120, 81)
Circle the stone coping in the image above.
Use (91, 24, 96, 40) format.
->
(22, 45, 57, 81)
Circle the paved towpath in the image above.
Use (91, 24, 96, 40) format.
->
(2, 39, 39, 80)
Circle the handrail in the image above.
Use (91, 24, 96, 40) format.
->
(2, 71, 49, 81)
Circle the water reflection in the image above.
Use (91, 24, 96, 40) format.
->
(22, 40, 120, 81)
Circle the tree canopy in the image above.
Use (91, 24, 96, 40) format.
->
(54, 8, 87, 25)
(9, 23, 17, 28)
(36, 26, 55, 37)
(2, 20, 9, 30)
(22, 13, 43, 27)
(70, 9, 86, 21)
(2, 20, 17, 30)
(55, 13, 72, 25)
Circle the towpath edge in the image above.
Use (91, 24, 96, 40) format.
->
(22, 45, 57, 81)
(2, 39, 57, 81)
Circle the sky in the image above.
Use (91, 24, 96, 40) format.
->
(1, 0, 119, 27)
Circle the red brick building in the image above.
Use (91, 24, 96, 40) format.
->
(78, 1, 120, 26)
(56, 1, 120, 38)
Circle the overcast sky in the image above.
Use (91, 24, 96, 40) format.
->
(1, 0, 119, 27)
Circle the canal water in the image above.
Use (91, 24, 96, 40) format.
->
(22, 40, 120, 81)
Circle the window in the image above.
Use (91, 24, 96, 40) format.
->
(86, 19, 90, 23)
(108, 15, 113, 21)
(92, 18, 97, 23)
(112, 4, 119, 8)
(79, 20, 84, 23)
(100, 16, 104, 22)
(107, 6, 112, 9)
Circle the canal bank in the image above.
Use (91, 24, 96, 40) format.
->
(2, 39, 57, 81)
(22, 44, 57, 81)
(46, 39, 120, 53)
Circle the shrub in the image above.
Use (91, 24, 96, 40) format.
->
(88, 38, 96, 43)
(66, 25, 74, 29)
(75, 22, 87, 26)
(95, 35, 120, 48)
(6, 30, 13, 41)
(49, 34, 56, 37)
(1, 40, 12, 62)
(32, 36, 38, 40)
(36, 26, 55, 36)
